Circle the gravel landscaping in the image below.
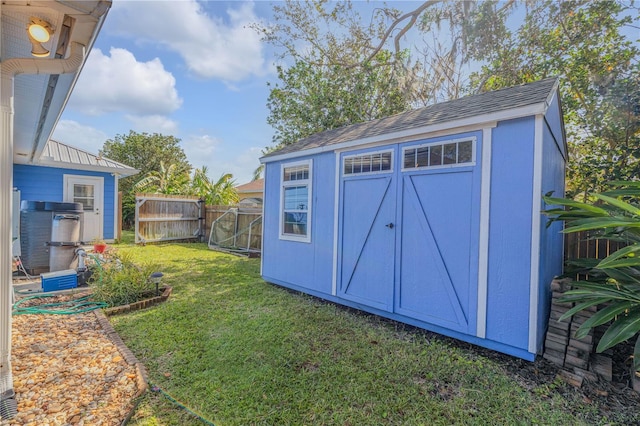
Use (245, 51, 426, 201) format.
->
(1, 293, 146, 426)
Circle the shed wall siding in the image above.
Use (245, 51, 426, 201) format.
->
(544, 93, 566, 159)
(13, 164, 116, 239)
(262, 152, 335, 293)
(536, 119, 566, 350)
(485, 117, 535, 350)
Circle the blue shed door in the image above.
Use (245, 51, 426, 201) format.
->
(338, 138, 480, 334)
(339, 172, 396, 311)
(396, 168, 478, 333)
(338, 148, 396, 311)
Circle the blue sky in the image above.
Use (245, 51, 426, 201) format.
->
(54, 1, 281, 185)
(53, 1, 639, 185)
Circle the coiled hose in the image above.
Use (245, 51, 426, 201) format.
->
(12, 294, 107, 315)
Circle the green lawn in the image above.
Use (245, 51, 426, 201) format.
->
(109, 237, 627, 425)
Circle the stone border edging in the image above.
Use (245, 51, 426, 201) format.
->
(94, 309, 149, 426)
(103, 286, 173, 316)
(95, 286, 173, 424)
(93, 309, 149, 397)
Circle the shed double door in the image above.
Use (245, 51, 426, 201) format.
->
(338, 142, 480, 334)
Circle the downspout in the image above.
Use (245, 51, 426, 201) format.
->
(0, 41, 85, 420)
(113, 173, 119, 242)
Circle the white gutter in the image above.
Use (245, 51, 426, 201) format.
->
(0, 41, 85, 419)
(2, 42, 85, 76)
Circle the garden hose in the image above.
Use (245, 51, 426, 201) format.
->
(12, 294, 107, 315)
(148, 381, 216, 426)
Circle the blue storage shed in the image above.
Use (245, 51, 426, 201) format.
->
(260, 78, 566, 361)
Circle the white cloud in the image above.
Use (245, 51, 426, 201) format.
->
(181, 132, 261, 184)
(125, 114, 179, 135)
(219, 146, 263, 185)
(183, 134, 222, 164)
(51, 120, 109, 154)
(69, 48, 182, 116)
(109, 1, 267, 82)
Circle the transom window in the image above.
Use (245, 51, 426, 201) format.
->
(403, 139, 474, 170)
(284, 165, 309, 181)
(280, 160, 312, 242)
(343, 151, 392, 175)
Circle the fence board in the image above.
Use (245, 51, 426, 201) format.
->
(564, 231, 631, 280)
(564, 231, 629, 261)
(135, 194, 203, 243)
(133, 197, 263, 252)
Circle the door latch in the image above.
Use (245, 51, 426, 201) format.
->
(385, 223, 394, 229)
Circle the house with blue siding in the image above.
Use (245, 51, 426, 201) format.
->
(260, 78, 566, 361)
(13, 139, 138, 242)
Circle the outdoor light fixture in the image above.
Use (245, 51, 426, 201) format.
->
(150, 272, 164, 296)
(27, 17, 53, 57)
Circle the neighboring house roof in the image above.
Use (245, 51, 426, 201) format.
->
(238, 197, 263, 205)
(235, 178, 264, 194)
(35, 139, 139, 177)
(262, 77, 561, 161)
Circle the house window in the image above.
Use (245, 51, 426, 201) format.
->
(343, 151, 392, 175)
(281, 160, 312, 242)
(403, 138, 475, 170)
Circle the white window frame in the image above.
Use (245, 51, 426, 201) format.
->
(401, 137, 476, 171)
(280, 159, 313, 243)
(342, 149, 394, 177)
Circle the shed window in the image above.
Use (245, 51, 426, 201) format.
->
(343, 151, 392, 175)
(281, 160, 312, 242)
(403, 139, 474, 170)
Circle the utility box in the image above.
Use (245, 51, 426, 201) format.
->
(40, 269, 78, 292)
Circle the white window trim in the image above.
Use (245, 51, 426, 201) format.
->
(401, 136, 477, 172)
(342, 149, 394, 177)
(279, 159, 313, 243)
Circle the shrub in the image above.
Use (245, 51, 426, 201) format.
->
(543, 181, 640, 371)
(88, 250, 161, 307)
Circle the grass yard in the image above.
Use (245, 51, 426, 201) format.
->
(109, 237, 634, 425)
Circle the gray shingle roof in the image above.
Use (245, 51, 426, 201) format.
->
(263, 77, 559, 159)
(39, 139, 139, 177)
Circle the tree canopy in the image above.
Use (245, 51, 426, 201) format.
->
(101, 131, 192, 227)
(259, 0, 639, 198)
(258, 1, 413, 148)
(101, 131, 191, 184)
(470, 0, 640, 198)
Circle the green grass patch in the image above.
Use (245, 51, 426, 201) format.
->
(110, 239, 623, 425)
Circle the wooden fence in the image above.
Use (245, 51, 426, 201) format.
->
(564, 231, 628, 261)
(564, 230, 630, 280)
(135, 194, 204, 244)
(133, 196, 262, 252)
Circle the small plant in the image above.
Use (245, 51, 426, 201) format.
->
(89, 249, 161, 307)
(543, 181, 640, 371)
(90, 236, 108, 253)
